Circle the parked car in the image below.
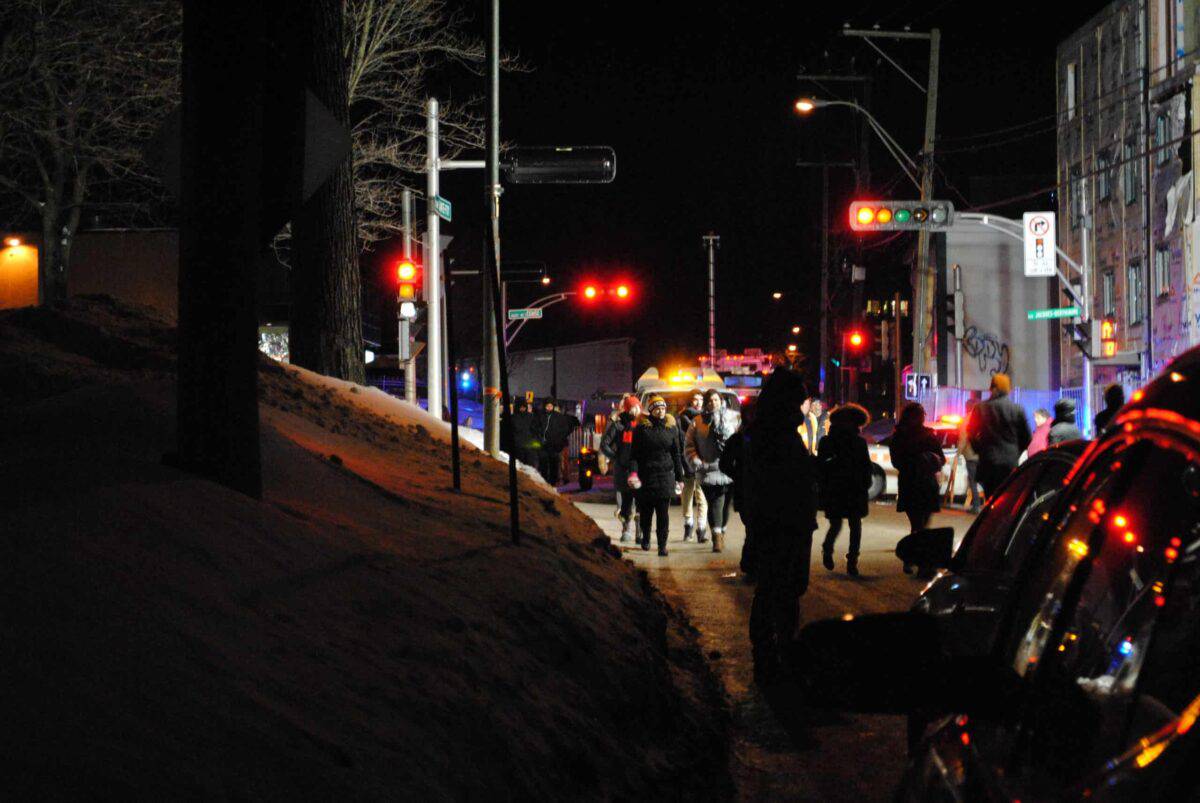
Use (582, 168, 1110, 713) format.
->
(793, 346, 1200, 801)
(866, 415, 969, 501)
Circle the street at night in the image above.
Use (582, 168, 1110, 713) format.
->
(7, 0, 1200, 800)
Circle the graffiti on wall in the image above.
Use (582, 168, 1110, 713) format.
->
(962, 324, 1011, 376)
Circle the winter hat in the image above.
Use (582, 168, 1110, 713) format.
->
(990, 373, 1012, 395)
(621, 394, 641, 413)
(829, 403, 870, 429)
(1053, 397, 1077, 420)
(647, 395, 667, 412)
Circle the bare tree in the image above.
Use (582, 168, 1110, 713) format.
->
(0, 0, 179, 304)
(346, 0, 488, 247)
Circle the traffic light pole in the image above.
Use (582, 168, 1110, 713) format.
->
(702, 233, 719, 365)
(401, 188, 418, 406)
(425, 98, 444, 421)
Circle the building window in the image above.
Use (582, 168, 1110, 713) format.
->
(1154, 245, 1171, 298)
(1070, 164, 1082, 228)
(1128, 261, 1145, 324)
(1155, 114, 1169, 164)
(1123, 141, 1138, 204)
(1097, 151, 1112, 200)
(1067, 62, 1078, 120)
(1102, 271, 1115, 317)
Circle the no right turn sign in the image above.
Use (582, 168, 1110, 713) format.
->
(1023, 212, 1057, 277)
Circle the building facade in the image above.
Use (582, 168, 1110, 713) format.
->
(1057, 0, 1200, 403)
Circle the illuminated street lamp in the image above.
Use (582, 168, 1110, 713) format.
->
(787, 343, 798, 353)
(772, 291, 783, 300)
(791, 325, 801, 335)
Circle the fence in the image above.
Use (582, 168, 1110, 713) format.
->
(911, 385, 1089, 430)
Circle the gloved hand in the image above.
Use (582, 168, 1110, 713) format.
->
(627, 472, 641, 489)
(674, 481, 684, 496)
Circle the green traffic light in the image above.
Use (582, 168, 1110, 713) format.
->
(894, 208, 911, 223)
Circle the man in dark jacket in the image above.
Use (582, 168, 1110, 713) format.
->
(534, 398, 580, 486)
(510, 398, 539, 469)
(1047, 397, 1084, 445)
(1093, 383, 1125, 434)
(967, 373, 1031, 499)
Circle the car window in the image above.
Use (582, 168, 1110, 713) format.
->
(952, 462, 1046, 574)
(1006, 438, 1200, 789)
(1002, 457, 1075, 571)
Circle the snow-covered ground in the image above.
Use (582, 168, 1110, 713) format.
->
(1, 297, 730, 800)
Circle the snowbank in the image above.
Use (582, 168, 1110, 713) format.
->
(0, 297, 730, 800)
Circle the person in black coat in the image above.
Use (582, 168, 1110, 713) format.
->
(889, 402, 946, 574)
(743, 369, 819, 685)
(600, 394, 641, 541)
(818, 404, 872, 577)
(627, 395, 685, 555)
(1093, 383, 1125, 434)
(534, 398, 580, 486)
(1047, 397, 1084, 445)
(966, 373, 1031, 499)
(510, 398, 539, 469)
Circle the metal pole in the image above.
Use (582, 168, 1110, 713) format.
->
(893, 291, 903, 418)
(425, 98, 443, 419)
(953, 263, 963, 388)
(820, 164, 830, 394)
(1080, 180, 1094, 435)
(702, 233, 719, 364)
(913, 28, 940, 375)
(444, 268, 461, 490)
(484, 0, 519, 543)
(401, 188, 417, 405)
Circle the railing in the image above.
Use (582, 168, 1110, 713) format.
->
(910, 385, 1088, 430)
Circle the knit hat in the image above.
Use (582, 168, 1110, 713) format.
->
(990, 373, 1012, 395)
(621, 394, 641, 413)
(647, 395, 667, 412)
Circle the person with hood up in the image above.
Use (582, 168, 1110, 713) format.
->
(966, 373, 1031, 498)
(1094, 383, 1126, 434)
(627, 395, 685, 555)
(676, 390, 708, 542)
(600, 394, 641, 542)
(1026, 408, 1052, 459)
(510, 398, 539, 469)
(743, 369, 819, 685)
(685, 389, 737, 552)
(535, 397, 580, 486)
(1047, 397, 1084, 446)
(817, 404, 872, 577)
(889, 402, 945, 574)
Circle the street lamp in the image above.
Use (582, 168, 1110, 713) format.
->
(791, 325, 801, 334)
(772, 291, 783, 300)
(794, 97, 921, 191)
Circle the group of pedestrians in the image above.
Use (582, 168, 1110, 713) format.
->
(511, 397, 580, 486)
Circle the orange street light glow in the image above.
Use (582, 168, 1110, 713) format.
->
(794, 98, 816, 113)
(4, 237, 21, 248)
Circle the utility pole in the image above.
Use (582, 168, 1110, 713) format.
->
(425, 98, 443, 420)
(702, 232, 720, 364)
(841, 28, 940, 374)
(400, 188, 417, 405)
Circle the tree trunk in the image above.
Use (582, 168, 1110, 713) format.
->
(39, 206, 64, 305)
(289, 0, 364, 384)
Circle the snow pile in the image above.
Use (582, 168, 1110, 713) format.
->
(1, 297, 730, 800)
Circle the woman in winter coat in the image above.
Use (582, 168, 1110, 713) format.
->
(888, 402, 945, 574)
(817, 404, 872, 577)
(743, 369, 819, 685)
(685, 389, 737, 552)
(627, 395, 685, 555)
(600, 394, 641, 542)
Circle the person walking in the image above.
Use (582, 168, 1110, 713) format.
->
(719, 413, 753, 576)
(535, 397, 580, 486)
(798, 396, 822, 455)
(1093, 383, 1126, 434)
(818, 404, 872, 577)
(1047, 397, 1084, 445)
(966, 373, 1031, 499)
(957, 399, 984, 513)
(627, 395, 685, 556)
(685, 389, 737, 552)
(676, 391, 708, 542)
(1026, 408, 1052, 459)
(744, 369, 819, 686)
(889, 402, 945, 574)
(600, 394, 641, 542)
(511, 398, 540, 469)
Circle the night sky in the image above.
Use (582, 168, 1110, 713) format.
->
(398, 0, 1111, 381)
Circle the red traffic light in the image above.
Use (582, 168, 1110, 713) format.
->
(848, 330, 864, 348)
(615, 284, 630, 299)
(583, 285, 599, 300)
(397, 258, 421, 300)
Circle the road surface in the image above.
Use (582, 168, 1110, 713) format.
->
(571, 492, 974, 802)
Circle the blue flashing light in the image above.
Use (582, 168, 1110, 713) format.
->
(1118, 639, 1134, 656)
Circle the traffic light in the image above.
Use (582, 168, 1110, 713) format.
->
(944, 289, 964, 338)
(875, 320, 890, 360)
(1070, 318, 1102, 357)
(504, 146, 617, 184)
(1100, 318, 1117, 358)
(579, 281, 634, 303)
(848, 330, 864, 348)
(849, 200, 955, 232)
(396, 258, 422, 320)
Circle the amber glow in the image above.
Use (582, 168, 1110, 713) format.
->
(4, 237, 20, 248)
(794, 98, 816, 113)
(856, 207, 876, 225)
(876, 208, 893, 224)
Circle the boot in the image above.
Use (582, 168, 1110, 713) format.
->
(658, 542, 669, 556)
(696, 526, 709, 544)
(846, 555, 860, 577)
(640, 532, 651, 551)
(822, 546, 835, 571)
(619, 516, 634, 543)
(683, 520, 694, 542)
(712, 529, 724, 553)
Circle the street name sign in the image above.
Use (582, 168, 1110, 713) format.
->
(507, 308, 543, 320)
(1027, 306, 1080, 320)
(434, 195, 452, 222)
(1023, 212, 1057, 277)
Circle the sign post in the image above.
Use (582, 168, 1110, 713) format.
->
(1022, 212, 1057, 277)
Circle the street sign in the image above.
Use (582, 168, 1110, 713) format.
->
(507, 308, 543, 320)
(1022, 212, 1057, 277)
(905, 372, 933, 400)
(1027, 306, 1080, 320)
(433, 195, 452, 222)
